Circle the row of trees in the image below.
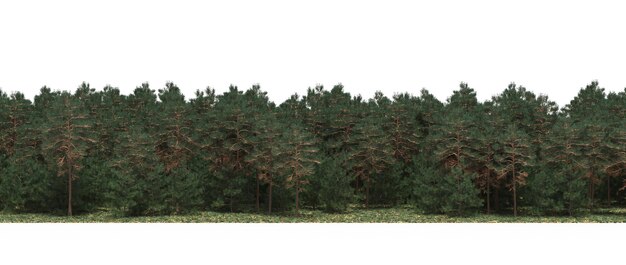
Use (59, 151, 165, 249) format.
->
(0, 81, 624, 216)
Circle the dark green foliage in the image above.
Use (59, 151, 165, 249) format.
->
(411, 155, 445, 213)
(275, 123, 319, 215)
(528, 166, 586, 215)
(441, 167, 483, 216)
(316, 155, 352, 213)
(0, 154, 54, 212)
(411, 155, 482, 216)
(0, 81, 624, 219)
(348, 102, 393, 207)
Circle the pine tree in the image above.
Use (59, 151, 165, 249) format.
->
(531, 118, 586, 215)
(496, 125, 532, 216)
(109, 124, 163, 215)
(276, 124, 319, 215)
(441, 167, 483, 216)
(411, 154, 446, 213)
(473, 101, 503, 214)
(247, 107, 280, 214)
(603, 89, 626, 205)
(43, 92, 96, 216)
(154, 82, 203, 214)
(347, 98, 393, 208)
(564, 81, 621, 209)
(387, 93, 420, 162)
(0, 92, 54, 212)
(303, 84, 358, 155)
(316, 154, 352, 213)
(205, 85, 257, 211)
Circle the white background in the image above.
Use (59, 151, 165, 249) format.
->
(2, 0, 626, 106)
(1, 1, 625, 264)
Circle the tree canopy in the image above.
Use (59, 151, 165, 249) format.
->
(0, 81, 624, 217)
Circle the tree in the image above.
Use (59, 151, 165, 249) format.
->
(303, 84, 358, 155)
(473, 101, 503, 214)
(563, 81, 622, 209)
(276, 124, 319, 215)
(0, 92, 54, 212)
(204, 85, 257, 211)
(108, 124, 163, 215)
(316, 155, 352, 213)
(247, 108, 280, 214)
(43, 91, 96, 216)
(496, 125, 532, 216)
(441, 167, 483, 216)
(531, 118, 586, 215)
(348, 100, 393, 208)
(411, 154, 446, 214)
(153, 82, 203, 214)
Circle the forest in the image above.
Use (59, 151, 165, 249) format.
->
(0, 81, 624, 218)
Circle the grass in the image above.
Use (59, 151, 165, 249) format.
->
(2, 205, 626, 223)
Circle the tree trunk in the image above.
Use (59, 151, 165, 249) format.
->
(512, 155, 517, 217)
(295, 181, 300, 216)
(267, 181, 273, 215)
(607, 175, 611, 207)
(486, 173, 491, 214)
(494, 187, 499, 212)
(365, 177, 370, 209)
(513, 179, 517, 217)
(256, 177, 260, 212)
(588, 170, 595, 210)
(68, 163, 73, 216)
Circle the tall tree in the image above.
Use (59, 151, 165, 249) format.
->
(533, 118, 586, 215)
(155, 82, 203, 214)
(496, 125, 532, 216)
(276, 124, 319, 215)
(43, 91, 95, 216)
(348, 101, 393, 208)
(205, 85, 257, 211)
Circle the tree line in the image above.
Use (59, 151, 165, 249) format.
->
(0, 81, 624, 216)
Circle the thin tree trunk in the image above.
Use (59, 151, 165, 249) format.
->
(568, 183, 573, 216)
(607, 175, 611, 207)
(68, 163, 73, 216)
(295, 181, 300, 216)
(494, 187, 499, 212)
(355, 176, 359, 196)
(256, 177, 260, 212)
(589, 170, 594, 211)
(486, 173, 491, 214)
(486, 150, 492, 214)
(267, 181, 273, 215)
(512, 154, 517, 217)
(365, 177, 370, 209)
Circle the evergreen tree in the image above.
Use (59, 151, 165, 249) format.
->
(531, 119, 586, 215)
(43, 92, 96, 216)
(348, 99, 393, 208)
(441, 167, 483, 216)
(154, 82, 203, 214)
(473, 101, 503, 214)
(496, 125, 532, 216)
(316, 155, 352, 213)
(108, 125, 163, 215)
(276, 124, 319, 215)
(247, 106, 280, 214)
(205, 85, 257, 211)
(564, 81, 621, 209)
(411, 154, 446, 213)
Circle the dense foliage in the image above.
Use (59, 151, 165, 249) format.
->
(0, 81, 624, 217)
